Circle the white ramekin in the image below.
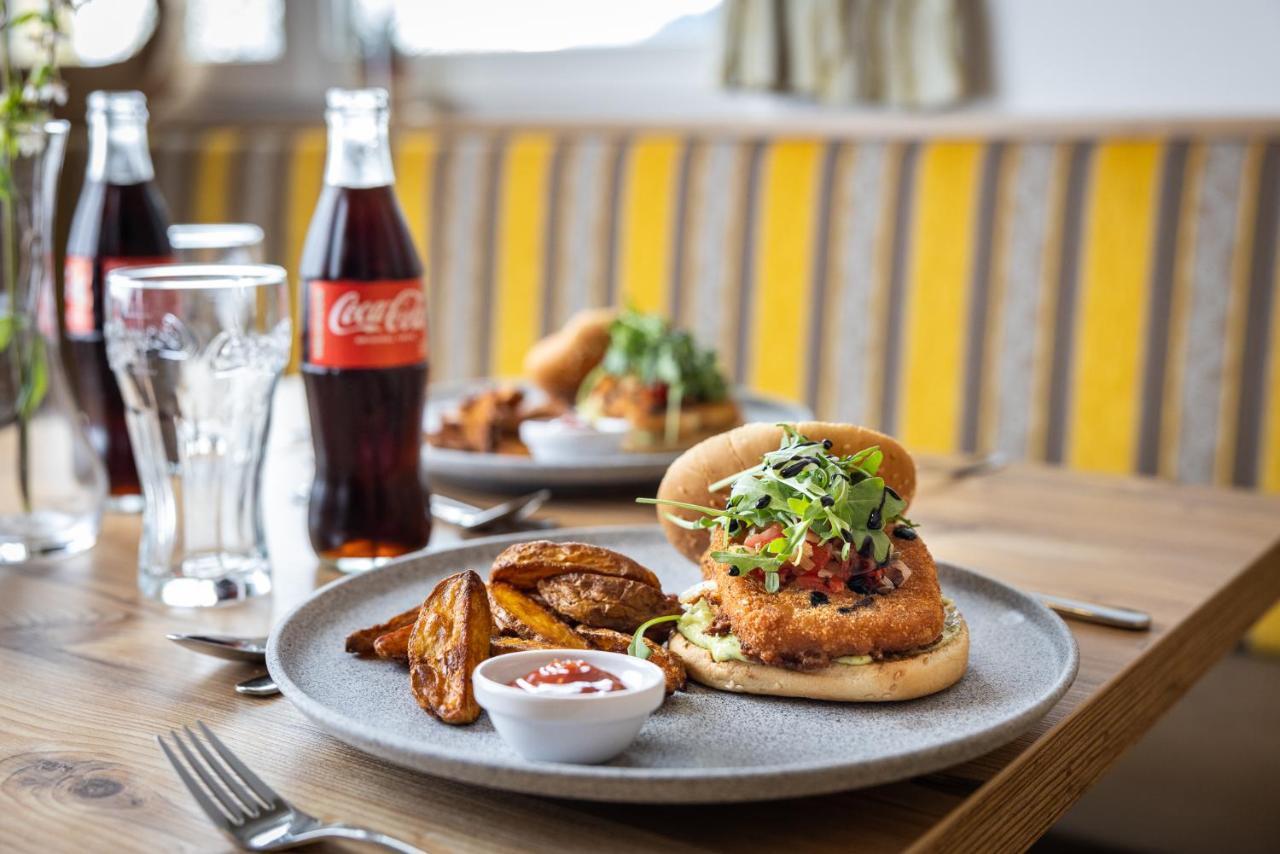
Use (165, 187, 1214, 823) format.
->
(518, 416, 631, 461)
(472, 649, 665, 764)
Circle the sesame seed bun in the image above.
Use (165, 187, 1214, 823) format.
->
(654, 422, 917, 564)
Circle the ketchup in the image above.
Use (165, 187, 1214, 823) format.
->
(510, 659, 627, 695)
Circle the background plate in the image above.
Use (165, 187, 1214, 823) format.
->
(268, 526, 1078, 803)
(421, 379, 812, 490)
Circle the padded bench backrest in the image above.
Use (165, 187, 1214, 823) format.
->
(116, 126, 1280, 491)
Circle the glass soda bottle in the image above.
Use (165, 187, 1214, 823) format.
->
(64, 90, 172, 512)
(300, 88, 431, 571)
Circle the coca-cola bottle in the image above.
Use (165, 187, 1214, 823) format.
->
(301, 88, 431, 571)
(65, 90, 172, 511)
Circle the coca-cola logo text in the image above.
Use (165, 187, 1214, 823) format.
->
(327, 287, 426, 337)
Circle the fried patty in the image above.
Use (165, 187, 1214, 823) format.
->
(700, 526, 946, 669)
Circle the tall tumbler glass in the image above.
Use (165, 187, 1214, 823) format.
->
(105, 264, 291, 606)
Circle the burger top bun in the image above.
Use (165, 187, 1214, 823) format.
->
(654, 422, 916, 564)
(523, 307, 617, 401)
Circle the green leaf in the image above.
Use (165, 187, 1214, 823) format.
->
(17, 336, 48, 419)
(629, 614, 682, 659)
(581, 309, 730, 404)
(635, 496, 732, 517)
(0, 315, 12, 351)
(710, 549, 782, 570)
(862, 448, 883, 475)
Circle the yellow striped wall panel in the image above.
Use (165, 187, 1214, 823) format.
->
(616, 135, 682, 315)
(491, 133, 556, 377)
(1214, 141, 1264, 484)
(394, 130, 437, 282)
(748, 140, 824, 402)
(899, 141, 983, 453)
(192, 128, 240, 224)
(141, 125, 1280, 497)
(1068, 141, 1162, 473)
(283, 128, 326, 371)
(1264, 264, 1280, 491)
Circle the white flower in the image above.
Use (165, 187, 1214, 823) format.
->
(22, 80, 67, 106)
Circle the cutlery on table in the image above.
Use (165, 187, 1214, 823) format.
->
(235, 674, 281, 697)
(166, 634, 279, 696)
(1033, 592, 1151, 631)
(430, 489, 555, 532)
(158, 722, 425, 853)
(946, 451, 1009, 481)
(167, 633, 268, 662)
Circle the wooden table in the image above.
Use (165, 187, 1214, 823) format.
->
(3, 382, 1279, 853)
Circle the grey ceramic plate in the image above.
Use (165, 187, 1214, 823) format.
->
(420, 378, 812, 490)
(268, 526, 1077, 803)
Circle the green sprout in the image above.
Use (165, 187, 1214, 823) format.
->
(637, 425, 912, 591)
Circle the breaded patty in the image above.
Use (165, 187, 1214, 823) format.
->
(700, 527, 946, 669)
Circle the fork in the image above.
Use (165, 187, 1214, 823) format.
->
(158, 722, 425, 852)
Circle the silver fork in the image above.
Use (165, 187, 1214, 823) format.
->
(158, 722, 425, 852)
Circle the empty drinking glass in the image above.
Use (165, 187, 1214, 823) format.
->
(167, 223, 265, 264)
(105, 264, 290, 606)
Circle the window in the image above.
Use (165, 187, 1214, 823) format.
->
(369, 0, 722, 55)
(184, 0, 286, 64)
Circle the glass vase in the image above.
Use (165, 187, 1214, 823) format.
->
(0, 120, 106, 562)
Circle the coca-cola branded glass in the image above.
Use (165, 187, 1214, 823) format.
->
(104, 264, 291, 606)
(168, 223, 264, 264)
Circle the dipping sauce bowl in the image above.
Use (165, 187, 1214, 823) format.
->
(473, 649, 665, 763)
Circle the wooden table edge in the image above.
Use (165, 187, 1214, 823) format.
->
(908, 535, 1280, 853)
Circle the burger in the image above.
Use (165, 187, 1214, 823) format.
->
(635, 422, 968, 702)
(523, 308, 741, 452)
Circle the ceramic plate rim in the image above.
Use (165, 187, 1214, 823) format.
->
(267, 525, 1079, 802)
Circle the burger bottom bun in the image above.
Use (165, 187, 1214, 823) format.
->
(668, 615, 969, 702)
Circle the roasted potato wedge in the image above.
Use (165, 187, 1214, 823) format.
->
(536, 572, 680, 633)
(575, 626, 686, 694)
(408, 570, 491, 725)
(488, 581, 588, 649)
(372, 624, 412, 663)
(344, 606, 420, 657)
(490, 540, 661, 590)
(489, 635, 559, 656)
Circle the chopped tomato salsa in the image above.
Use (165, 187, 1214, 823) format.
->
(735, 524, 893, 595)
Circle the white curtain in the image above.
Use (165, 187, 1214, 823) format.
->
(720, 0, 973, 108)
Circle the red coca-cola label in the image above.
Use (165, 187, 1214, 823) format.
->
(64, 255, 173, 337)
(306, 278, 428, 369)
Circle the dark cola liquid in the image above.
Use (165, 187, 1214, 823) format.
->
(64, 180, 172, 498)
(301, 184, 432, 565)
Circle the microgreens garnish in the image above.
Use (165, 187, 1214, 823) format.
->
(638, 425, 908, 592)
(579, 309, 729, 444)
(628, 614, 682, 659)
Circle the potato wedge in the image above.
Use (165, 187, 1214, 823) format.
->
(488, 581, 588, 649)
(537, 572, 680, 633)
(344, 606, 420, 657)
(408, 570, 491, 725)
(489, 635, 559, 656)
(371, 624, 412, 663)
(575, 626, 686, 694)
(489, 540, 661, 591)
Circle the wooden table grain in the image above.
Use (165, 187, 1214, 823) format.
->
(2, 382, 1279, 853)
